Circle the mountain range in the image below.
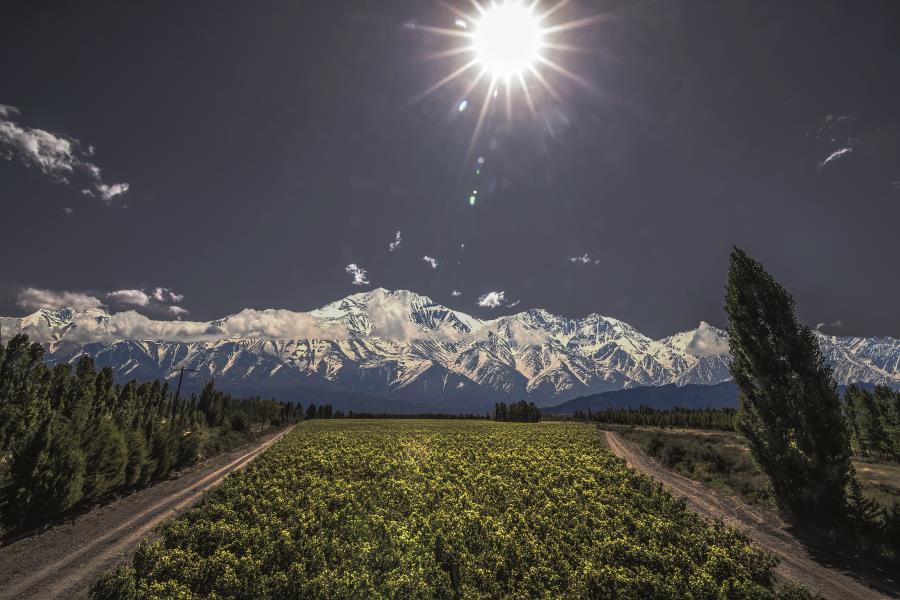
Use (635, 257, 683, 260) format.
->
(1, 288, 898, 411)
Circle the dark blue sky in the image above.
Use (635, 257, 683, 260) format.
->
(1, 0, 898, 337)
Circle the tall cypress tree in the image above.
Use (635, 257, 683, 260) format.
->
(724, 247, 851, 528)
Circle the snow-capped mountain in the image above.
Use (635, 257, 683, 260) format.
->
(1, 289, 897, 408)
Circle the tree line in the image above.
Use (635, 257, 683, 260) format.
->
(573, 384, 900, 457)
(0, 334, 303, 535)
(493, 400, 541, 422)
(573, 406, 738, 431)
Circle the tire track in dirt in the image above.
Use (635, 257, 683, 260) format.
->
(603, 430, 895, 600)
(0, 426, 293, 600)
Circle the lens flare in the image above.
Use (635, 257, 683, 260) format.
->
(472, 2, 543, 78)
(412, 1, 606, 166)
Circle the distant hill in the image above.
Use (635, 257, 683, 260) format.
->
(543, 383, 740, 414)
(543, 381, 883, 415)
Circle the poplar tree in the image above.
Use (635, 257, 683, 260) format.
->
(725, 247, 851, 528)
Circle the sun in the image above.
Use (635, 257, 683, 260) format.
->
(471, 2, 544, 79)
(411, 0, 603, 165)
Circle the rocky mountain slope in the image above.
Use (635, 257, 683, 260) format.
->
(1, 288, 897, 408)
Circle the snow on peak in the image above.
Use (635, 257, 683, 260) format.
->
(2, 289, 897, 401)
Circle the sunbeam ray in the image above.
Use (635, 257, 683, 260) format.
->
(517, 73, 537, 117)
(467, 0, 487, 15)
(417, 45, 476, 64)
(542, 14, 613, 35)
(409, 58, 480, 106)
(439, 1, 478, 22)
(464, 76, 498, 168)
(505, 78, 513, 124)
(528, 64, 562, 102)
(413, 25, 474, 39)
(537, 0, 568, 22)
(540, 42, 594, 54)
(455, 67, 488, 108)
(537, 56, 595, 91)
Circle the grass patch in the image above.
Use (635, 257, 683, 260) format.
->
(607, 425, 900, 514)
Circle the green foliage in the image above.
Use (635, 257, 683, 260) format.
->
(843, 385, 900, 460)
(725, 248, 851, 529)
(229, 412, 249, 433)
(93, 421, 794, 598)
(82, 417, 128, 502)
(124, 428, 154, 488)
(493, 400, 540, 422)
(148, 424, 175, 481)
(344, 412, 486, 419)
(574, 406, 738, 430)
(0, 415, 86, 531)
(176, 431, 203, 469)
(621, 428, 774, 508)
(0, 334, 304, 535)
(846, 468, 882, 545)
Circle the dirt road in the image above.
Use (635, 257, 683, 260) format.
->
(602, 430, 896, 600)
(0, 426, 293, 600)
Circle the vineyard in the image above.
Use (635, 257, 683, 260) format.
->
(93, 420, 798, 599)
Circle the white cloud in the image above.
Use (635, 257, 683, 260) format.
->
(17, 285, 191, 318)
(389, 230, 402, 252)
(477, 291, 505, 308)
(106, 289, 151, 306)
(9, 307, 350, 344)
(451, 289, 462, 297)
(0, 104, 129, 204)
(815, 113, 854, 139)
(0, 120, 79, 181)
(345, 263, 370, 286)
(17, 287, 105, 312)
(106, 287, 186, 315)
(685, 321, 730, 357)
(815, 320, 844, 332)
(507, 300, 520, 308)
(366, 292, 422, 342)
(62, 207, 75, 215)
(507, 320, 547, 346)
(568, 253, 592, 264)
(422, 256, 439, 269)
(817, 147, 853, 171)
(95, 182, 130, 203)
(152, 287, 185, 303)
(215, 309, 348, 341)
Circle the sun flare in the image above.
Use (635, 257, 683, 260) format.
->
(472, 2, 544, 79)
(412, 0, 604, 165)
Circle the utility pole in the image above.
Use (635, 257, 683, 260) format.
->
(170, 366, 197, 418)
